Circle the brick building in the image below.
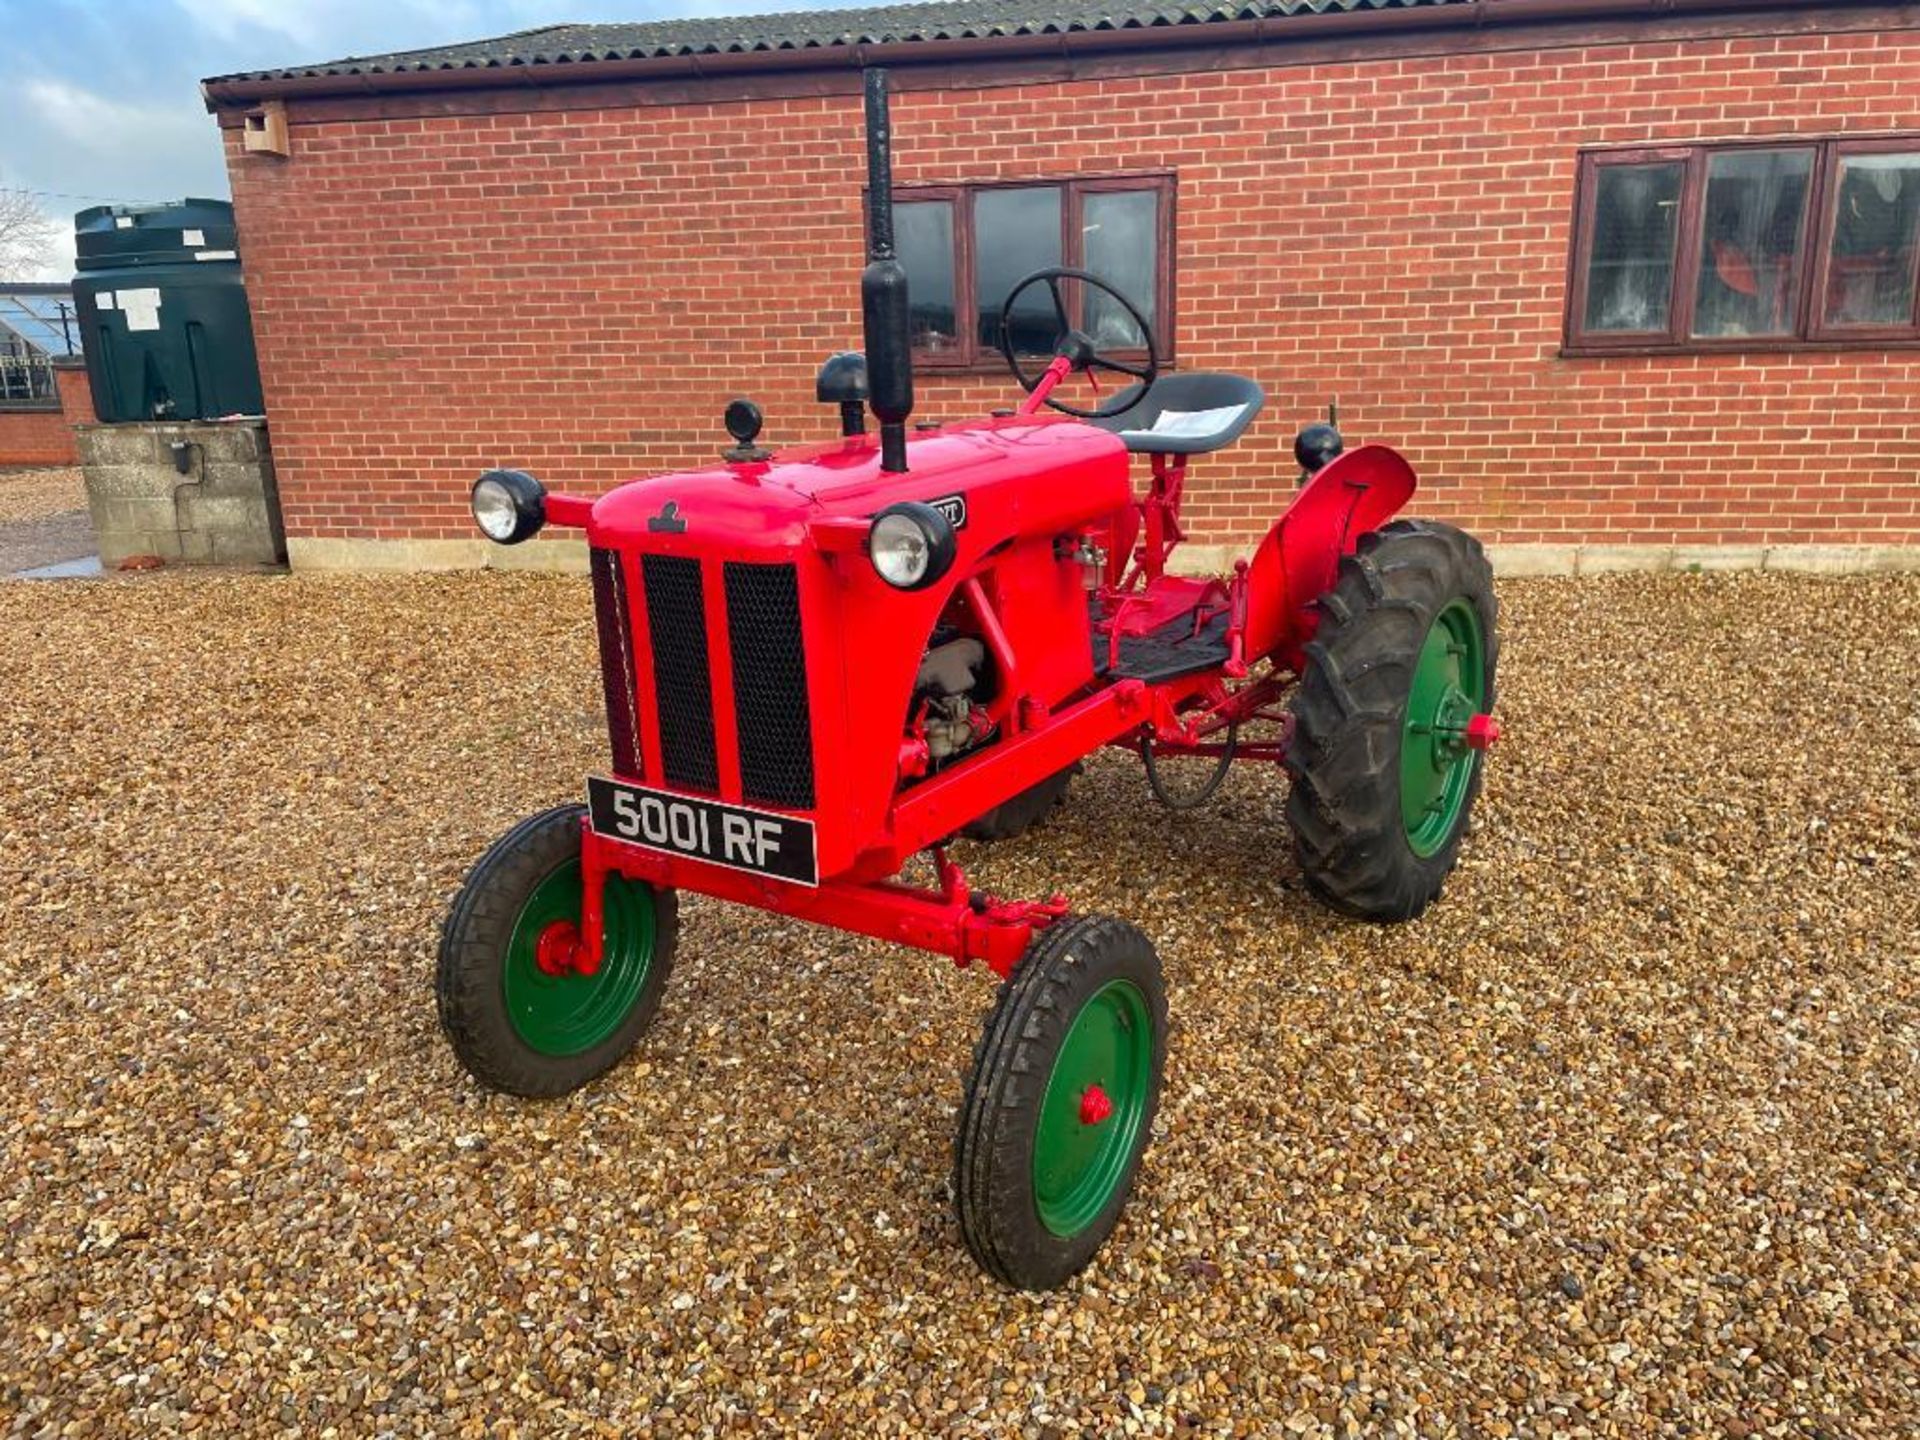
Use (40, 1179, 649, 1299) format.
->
(201, 0, 1920, 573)
(0, 285, 85, 467)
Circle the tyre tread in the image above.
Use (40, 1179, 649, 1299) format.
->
(1284, 520, 1499, 923)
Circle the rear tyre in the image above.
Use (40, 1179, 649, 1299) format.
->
(1284, 520, 1498, 922)
(954, 915, 1166, 1290)
(961, 765, 1076, 842)
(438, 804, 678, 1098)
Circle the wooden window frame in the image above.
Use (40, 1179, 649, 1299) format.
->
(1808, 136, 1920, 345)
(1564, 146, 1700, 352)
(891, 172, 1176, 373)
(1562, 134, 1920, 357)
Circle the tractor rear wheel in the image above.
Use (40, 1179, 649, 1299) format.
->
(961, 765, 1075, 842)
(437, 804, 678, 1097)
(1284, 519, 1498, 922)
(954, 915, 1166, 1290)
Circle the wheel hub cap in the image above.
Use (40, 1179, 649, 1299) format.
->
(1079, 1084, 1113, 1127)
(533, 918, 598, 977)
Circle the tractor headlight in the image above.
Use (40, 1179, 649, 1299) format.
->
(869, 502, 956, 591)
(471, 469, 546, 545)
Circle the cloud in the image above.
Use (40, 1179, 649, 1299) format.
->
(22, 78, 211, 161)
(176, 0, 587, 58)
(181, 0, 331, 46)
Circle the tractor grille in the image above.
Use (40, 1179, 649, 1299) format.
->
(640, 554, 719, 792)
(724, 562, 815, 809)
(590, 546, 642, 777)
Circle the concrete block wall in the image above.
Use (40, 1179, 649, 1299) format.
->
(76, 420, 287, 566)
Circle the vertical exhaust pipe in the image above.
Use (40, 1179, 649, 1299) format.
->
(860, 68, 913, 473)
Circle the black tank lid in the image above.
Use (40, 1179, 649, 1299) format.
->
(74, 198, 240, 270)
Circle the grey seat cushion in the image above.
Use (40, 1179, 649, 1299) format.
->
(1085, 371, 1266, 455)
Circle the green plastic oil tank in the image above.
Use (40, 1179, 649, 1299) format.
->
(70, 198, 265, 423)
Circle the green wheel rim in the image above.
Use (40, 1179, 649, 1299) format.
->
(1399, 597, 1489, 859)
(1033, 979, 1154, 1238)
(502, 861, 656, 1057)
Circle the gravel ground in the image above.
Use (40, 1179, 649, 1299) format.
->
(0, 513, 97, 578)
(0, 469, 94, 577)
(0, 467, 85, 525)
(3, 570, 1917, 1437)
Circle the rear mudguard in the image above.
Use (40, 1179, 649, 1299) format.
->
(1241, 443, 1417, 666)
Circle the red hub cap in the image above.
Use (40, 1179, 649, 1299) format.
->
(533, 918, 598, 977)
(1464, 713, 1501, 751)
(1079, 1084, 1113, 1127)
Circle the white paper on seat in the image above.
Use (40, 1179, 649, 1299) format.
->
(1119, 403, 1248, 443)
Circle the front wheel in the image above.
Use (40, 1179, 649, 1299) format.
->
(1284, 520, 1499, 922)
(954, 915, 1167, 1290)
(437, 805, 678, 1097)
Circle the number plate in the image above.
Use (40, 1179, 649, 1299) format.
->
(587, 777, 818, 887)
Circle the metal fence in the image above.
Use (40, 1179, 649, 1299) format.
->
(0, 352, 57, 404)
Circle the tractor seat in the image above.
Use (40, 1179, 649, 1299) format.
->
(1085, 371, 1266, 455)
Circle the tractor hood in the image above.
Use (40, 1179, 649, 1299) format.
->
(586, 413, 1131, 553)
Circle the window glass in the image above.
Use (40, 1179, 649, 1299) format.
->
(896, 200, 958, 356)
(1582, 162, 1684, 333)
(1824, 153, 1920, 328)
(1692, 149, 1811, 337)
(1081, 189, 1158, 350)
(975, 187, 1062, 354)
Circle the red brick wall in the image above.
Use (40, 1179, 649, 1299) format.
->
(0, 367, 89, 467)
(223, 24, 1920, 550)
(56, 364, 94, 430)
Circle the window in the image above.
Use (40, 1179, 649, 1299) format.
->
(896, 201, 958, 354)
(892, 176, 1173, 369)
(1818, 145, 1920, 334)
(1566, 138, 1920, 352)
(1579, 158, 1684, 336)
(1694, 149, 1812, 338)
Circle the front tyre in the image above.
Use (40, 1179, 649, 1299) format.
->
(437, 804, 678, 1098)
(1284, 520, 1499, 922)
(954, 915, 1167, 1290)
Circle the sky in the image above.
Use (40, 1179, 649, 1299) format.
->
(0, 0, 866, 279)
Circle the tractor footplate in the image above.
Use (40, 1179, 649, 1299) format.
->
(1095, 609, 1233, 684)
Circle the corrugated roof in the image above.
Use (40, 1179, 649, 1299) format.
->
(0, 286, 79, 359)
(205, 0, 1471, 83)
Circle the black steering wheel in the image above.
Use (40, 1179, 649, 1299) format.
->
(998, 266, 1159, 420)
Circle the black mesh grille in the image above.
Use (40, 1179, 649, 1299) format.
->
(724, 562, 815, 810)
(640, 555, 718, 792)
(590, 547, 642, 777)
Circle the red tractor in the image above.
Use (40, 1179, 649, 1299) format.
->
(440, 71, 1500, 1291)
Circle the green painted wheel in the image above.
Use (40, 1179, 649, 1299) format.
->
(1399, 597, 1489, 858)
(955, 915, 1167, 1290)
(1033, 979, 1155, 1237)
(438, 805, 679, 1098)
(502, 861, 658, 1057)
